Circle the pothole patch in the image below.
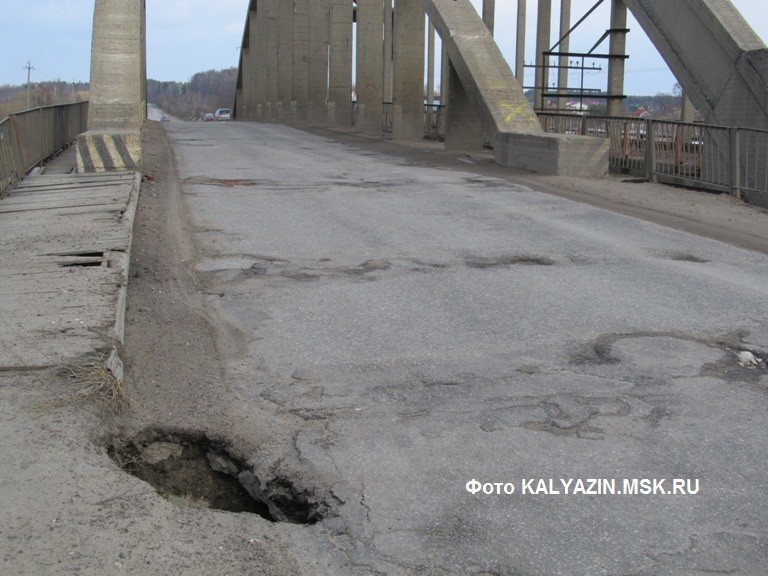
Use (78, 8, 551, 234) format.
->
(655, 251, 710, 263)
(465, 255, 555, 269)
(108, 429, 326, 524)
(183, 176, 266, 187)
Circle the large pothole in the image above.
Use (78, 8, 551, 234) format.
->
(108, 429, 326, 524)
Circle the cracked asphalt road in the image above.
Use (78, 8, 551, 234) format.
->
(165, 119, 768, 575)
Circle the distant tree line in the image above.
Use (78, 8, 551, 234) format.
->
(3, 70, 688, 123)
(148, 68, 237, 120)
(0, 81, 89, 117)
(2, 67, 237, 122)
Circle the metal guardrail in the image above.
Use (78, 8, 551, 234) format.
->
(539, 112, 768, 208)
(0, 101, 89, 198)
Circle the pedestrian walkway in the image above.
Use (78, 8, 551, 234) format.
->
(0, 170, 139, 370)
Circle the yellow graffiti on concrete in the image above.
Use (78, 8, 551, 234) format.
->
(498, 101, 532, 126)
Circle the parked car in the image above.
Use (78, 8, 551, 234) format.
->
(214, 108, 232, 121)
(203, 113, 216, 122)
(161, 115, 171, 122)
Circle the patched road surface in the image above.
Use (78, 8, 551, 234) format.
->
(164, 120, 768, 575)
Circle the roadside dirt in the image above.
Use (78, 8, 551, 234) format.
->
(111, 120, 318, 575)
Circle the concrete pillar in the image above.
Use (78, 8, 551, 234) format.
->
(516, 0, 526, 80)
(443, 0, 491, 151)
(278, 0, 294, 118)
(308, 0, 330, 123)
(293, 0, 309, 119)
(534, 0, 552, 111)
(247, 8, 260, 120)
(444, 60, 485, 152)
(557, 0, 571, 110)
(384, 0, 394, 103)
(78, 0, 145, 172)
(392, 0, 425, 141)
(483, 0, 495, 34)
(329, 0, 353, 127)
(357, 0, 386, 133)
(256, 3, 269, 118)
(238, 46, 250, 119)
(266, 0, 280, 118)
(441, 45, 450, 105)
(427, 22, 436, 105)
(607, 0, 627, 117)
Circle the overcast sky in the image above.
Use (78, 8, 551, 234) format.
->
(1, 0, 767, 97)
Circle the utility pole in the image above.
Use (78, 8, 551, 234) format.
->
(24, 60, 35, 109)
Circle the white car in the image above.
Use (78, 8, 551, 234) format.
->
(214, 108, 232, 121)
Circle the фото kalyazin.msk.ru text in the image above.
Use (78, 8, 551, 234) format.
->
(465, 478, 700, 496)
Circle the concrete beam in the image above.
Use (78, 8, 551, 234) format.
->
(424, 0, 541, 135)
(308, 0, 330, 123)
(246, 8, 260, 119)
(533, 0, 552, 111)
(293, 0, 310, 118)
(392, 0, 425, 140)
(607, 0, 628, 117)
(329, 0, 353, 127)
(278, 0, 294, 117)
(255, 2, 269, 118)
(623, 0, 768, 129)
(515, 0, 526, 79)
(357, 0, 386, 134)
(266, 0, 280, 118)
(423, 0, 608, 176)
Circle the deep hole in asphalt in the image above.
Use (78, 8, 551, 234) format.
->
(108, 429, 325, 524)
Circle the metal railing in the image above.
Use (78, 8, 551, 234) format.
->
(539, 112, 768, 208)
(0, 101, 89, 198)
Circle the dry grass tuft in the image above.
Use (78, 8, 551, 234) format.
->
(34, 349, 131, 419)
(64, 353, 130, 417)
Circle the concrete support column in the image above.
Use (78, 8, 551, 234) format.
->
(441, 45, 450, 105)
(238, 47, 250, 119)
(534, 0, 552, 111)
(256, 3, 269, 118)
(293, 0, 309, 118)
(308, 0, 330, 123)
(247, 9, 261, 119)
(266, 0, 280, 118)
(278, 0, 294, 118)
(557, 0, 571, 110)
(78, 0, 145, 172)
(329, 0, 353, 127)
(443, 0, 491, 152)
(427, 22, 436, 105)
(483, 0, 495, 34)
(392, 0, 425, 141)
(516, 0, 527, 79)
(444, 60, 485, 152)
(384, 0, 394, 103)
(607, 0, 627, 117)
(357, 0, 386, 133)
